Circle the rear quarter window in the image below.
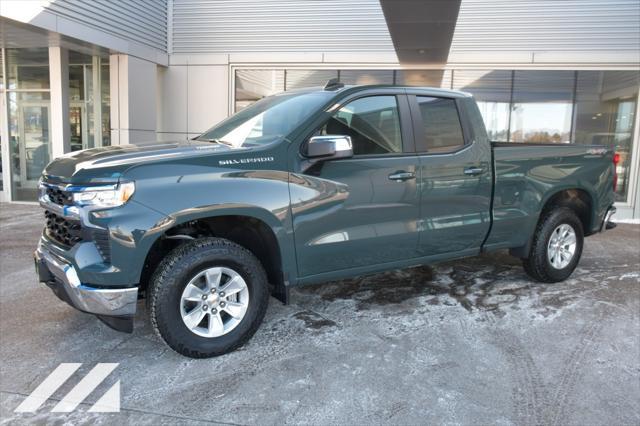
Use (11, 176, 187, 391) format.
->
(416, 96, 465, 153)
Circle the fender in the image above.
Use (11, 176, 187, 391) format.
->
(120, 155, 297, 286)
(508, 184, 598, 258)
(164, 203, 296, 280)
(538, 184, 597, 226)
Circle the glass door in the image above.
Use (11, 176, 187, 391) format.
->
(18, 101, 50, 188)
(69, 103, 87, 151)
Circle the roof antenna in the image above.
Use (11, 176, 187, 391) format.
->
(324, 78, 344, 91)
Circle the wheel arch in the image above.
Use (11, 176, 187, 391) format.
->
(138, 205, 293, 304)
(510, 186, 595, 259)
(539, 187, 595, 235)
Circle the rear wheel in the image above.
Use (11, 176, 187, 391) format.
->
(148, 238, 269, 358)
(523, 207, 584, 283)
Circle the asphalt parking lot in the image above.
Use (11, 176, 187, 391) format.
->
(0, 203, 639, 425)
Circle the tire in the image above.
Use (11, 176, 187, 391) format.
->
(148, 238, 269, 358)
(522, 207, 584, 283)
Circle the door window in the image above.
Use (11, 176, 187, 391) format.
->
(416, 96, 465, 153)
(320, 96, 403, 155)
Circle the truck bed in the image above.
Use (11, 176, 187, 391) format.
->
(484, 142, 615, 252)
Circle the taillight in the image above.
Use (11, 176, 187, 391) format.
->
(612, 152, 620, 192)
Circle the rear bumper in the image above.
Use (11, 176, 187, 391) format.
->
(600, 205, 617, 232)
(34, 240, 138, 332)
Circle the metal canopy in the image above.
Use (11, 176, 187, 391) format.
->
(0, 17, 111, 59)
(380, 0, 461, 64)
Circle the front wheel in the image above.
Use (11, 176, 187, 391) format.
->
(148, 238, 269, 358)
(522, 207, 584, 283)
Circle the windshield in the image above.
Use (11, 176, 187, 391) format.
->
(197, 91, 333, 148)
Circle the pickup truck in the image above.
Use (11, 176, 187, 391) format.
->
(35, 81, 617, 358)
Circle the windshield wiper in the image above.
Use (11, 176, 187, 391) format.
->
(197, 138, 234, 147)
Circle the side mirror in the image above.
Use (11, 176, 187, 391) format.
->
(306, 135, 353, 160)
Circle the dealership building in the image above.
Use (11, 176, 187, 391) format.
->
(0, 0, 639, 219)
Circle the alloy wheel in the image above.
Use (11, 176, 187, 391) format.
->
(547, 224, 577, 269)
(179, 266, 249, 337)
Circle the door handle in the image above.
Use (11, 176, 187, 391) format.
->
(464, 167, 484, 176)
(388, 171, 415, 181)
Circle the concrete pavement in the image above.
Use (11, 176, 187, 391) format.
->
(1, 203, 638, 425)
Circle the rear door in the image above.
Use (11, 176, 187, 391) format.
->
(408, 93, 492, 257)
(291, 91, 421, 277)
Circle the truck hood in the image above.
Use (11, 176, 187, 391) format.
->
(42, 140, 238, 184)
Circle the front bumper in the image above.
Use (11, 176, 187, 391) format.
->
(34, 240, 138, 332)
(600, 205, 617, 232)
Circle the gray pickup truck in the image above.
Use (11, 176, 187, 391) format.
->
(35, 81, 617, 358)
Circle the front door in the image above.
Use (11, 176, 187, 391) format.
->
(408, 94, 493, 256)
(291, 93, 421, 277)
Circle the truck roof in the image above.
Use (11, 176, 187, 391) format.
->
(283, 84, 473, 99)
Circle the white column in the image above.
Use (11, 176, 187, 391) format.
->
(0, 88, 11, 202)
(0, 47, 10, 201)
(49, 46, 70, 157)
(109, 54, 157, 145)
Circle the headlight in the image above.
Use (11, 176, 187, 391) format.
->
(72, 182, 135, 208)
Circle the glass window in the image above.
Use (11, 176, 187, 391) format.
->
(320, 96, 402, 155)
(285, 70, 338, 90)
(6, 48, 50, 90)
(453, 70, 511, 141)
(69, 56, 88, 152)
(8, 92, 51, 201)
(235, 70, 284, 112)
(510, 71, 574, 143)
(339, 70, 394, 85)
(416, 97, 464, 153)
(574, 71, 639, 202)
(199, 91, 333, 148)
(101, 61, 110, 147)
(5, 48, 50, 201)
(69, 64, 86, 102)
(68, 52, 110, 151)
(396, 70, 452, 89)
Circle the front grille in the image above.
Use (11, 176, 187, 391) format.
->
(42, 182, 112, 263)
(45, 186, 73, 206)
(44, 210, 82, 248)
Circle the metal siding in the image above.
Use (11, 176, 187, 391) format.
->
(44, 0, 167, 52)
(451, 0, 640, 53)
(285, 70, 338, 90)
(171, 0, 394, 53)
(453, 70, 512, 102)
(236, 69, 284, 97)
